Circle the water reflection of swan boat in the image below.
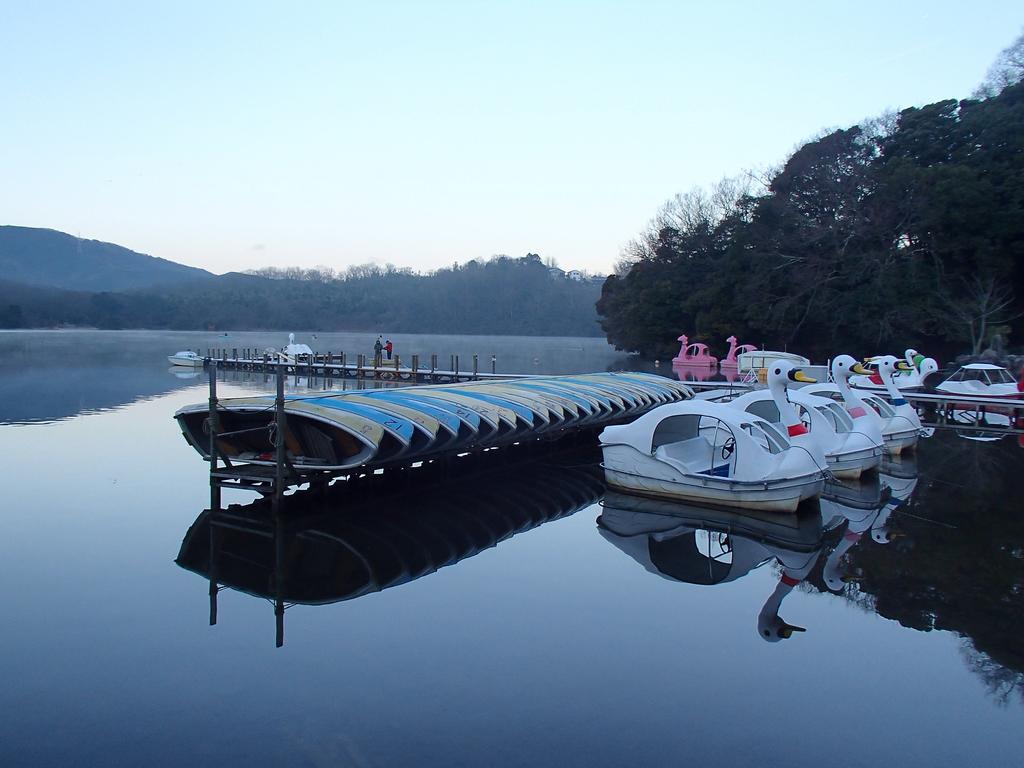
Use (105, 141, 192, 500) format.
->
(176, 455, 604, 645)
(819, 475, 894, 590)
(600, 380, 826, 513)
(598, 491, 843, 641)
(875, 453, 919, 544)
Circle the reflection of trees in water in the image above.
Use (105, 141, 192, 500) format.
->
(829, 433, 1024, 702)
(962, 642, 1024, 707)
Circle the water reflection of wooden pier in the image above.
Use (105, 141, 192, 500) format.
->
(177, 444, 605, 647)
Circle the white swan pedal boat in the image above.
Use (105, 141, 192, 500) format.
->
(802, 355, 920, 456)
(850, 349, 938, 391)
(726, 361, 882, 480)
(599, 401, 826, 513)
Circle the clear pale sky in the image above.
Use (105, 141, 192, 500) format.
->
(1, 1, 1020, 275)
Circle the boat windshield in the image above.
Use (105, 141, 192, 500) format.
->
(742, 421, 789, 454)
(815, 402, 853, 432)
(865, 395, 895, 417)
(986, 369, 1014, 385)
(949, 368, 996, 383)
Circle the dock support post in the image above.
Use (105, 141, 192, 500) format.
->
(412, 354, 419, 381)
(274, 513, 285, 648)
(431, 354, 437, 382)
(491, 354, 496, 375)
(455, 355, 460, 380)
(472, 354, 478, 380)
(208, 522, 219, 626)
(395, 354, 401, 377)
(208, 362, 221, 512)
(274, 366, 287, 506)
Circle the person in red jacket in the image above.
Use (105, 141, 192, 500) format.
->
(385, 339, 393, 360)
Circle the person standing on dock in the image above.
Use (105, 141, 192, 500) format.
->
(374, 336, 383, 366)
(385, 339, 393, 360)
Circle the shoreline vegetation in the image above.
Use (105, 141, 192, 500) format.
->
(0, 253, 605, 337)
(599, 40, 1024, 362)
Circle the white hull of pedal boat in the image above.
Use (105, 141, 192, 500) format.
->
(599, 401, 826, 514)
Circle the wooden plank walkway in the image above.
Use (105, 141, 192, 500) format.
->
(191, 348, 531, 383)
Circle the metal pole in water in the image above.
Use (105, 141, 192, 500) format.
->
(472, 354, 478, 380)
(275, 366, 286, 502)
(208, 362, 221, 511)
(208, 522, 219, 626)
(274, 513, 285, 648)
(491, 354, 496, 375)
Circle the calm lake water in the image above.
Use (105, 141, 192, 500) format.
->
(1, 330, 1022, 767)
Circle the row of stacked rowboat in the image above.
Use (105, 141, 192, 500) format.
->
(175, 349, 1022, 515)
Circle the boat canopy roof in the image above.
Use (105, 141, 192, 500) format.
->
(736, 350, 811, 370)
(600, 401, 790, 455)
(961, 363, 1007, 370)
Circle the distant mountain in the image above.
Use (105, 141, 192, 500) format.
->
(0, 226, 213, 291)
(0, 254, 605, 335)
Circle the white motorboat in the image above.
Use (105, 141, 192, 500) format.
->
(935, 363, 1020, 399)
(168, 350, 204, 367)
(802, 355, 919, 456)
(727, 361, 882, 480)
(599, 397, 826, 513)
(850, 349, 938, 391)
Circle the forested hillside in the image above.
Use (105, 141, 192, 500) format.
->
(0, 226, 212, 291)
(599, 57, 1024, 360)
(0, 255, 605, 336)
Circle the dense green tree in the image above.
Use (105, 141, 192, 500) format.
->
(600, 80, 1024, 360)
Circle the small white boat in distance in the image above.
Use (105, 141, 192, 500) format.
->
(599, 401, 826, 513)
(935, 363, 1021, 399)
(283, 332, 314, 359)
(168, 350, 203, 367)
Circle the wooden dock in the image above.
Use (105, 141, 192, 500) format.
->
(191, 347, 518, 383)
